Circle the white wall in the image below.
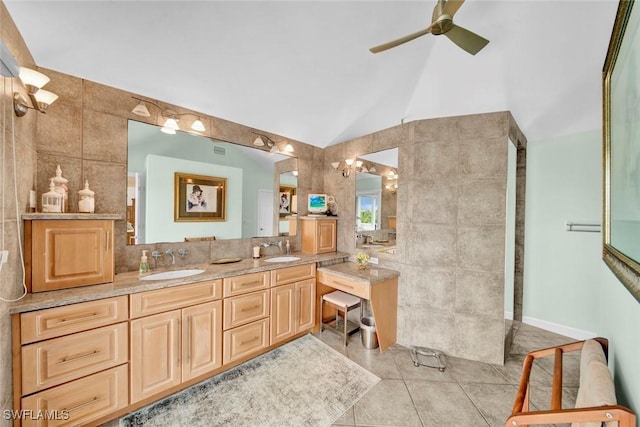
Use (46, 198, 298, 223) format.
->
(145, 154, 243, 242)
(524, 129, 639, 412)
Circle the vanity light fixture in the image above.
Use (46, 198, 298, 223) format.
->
(13, 67, 59, 117)
(284, 143, 294, 153)
(130, 97, 207, 134)
(252, 132, 277, 152)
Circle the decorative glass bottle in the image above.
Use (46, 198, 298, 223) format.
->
(51, 165, 69, 212)
(78, 180, 95, 213)
(41, 179, 62, 213)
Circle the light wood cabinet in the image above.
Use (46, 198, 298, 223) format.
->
(15, 297, 129, 427)
(21, 365, 128, 427)
(300, 217, 337, 254)
(22, 322, 128, 395)
(182, 301, 223, 381)
(25, 219, 115, 293)
(129, 282, 223, 403)
(223, 318, 269, 364)
(270, 264, 316, 345)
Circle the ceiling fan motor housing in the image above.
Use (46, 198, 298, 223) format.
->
(431, 15, 453, 35)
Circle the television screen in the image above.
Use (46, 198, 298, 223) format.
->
(308, 194, 327, 213)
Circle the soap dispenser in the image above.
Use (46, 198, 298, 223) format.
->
(139, 250, 149, 274)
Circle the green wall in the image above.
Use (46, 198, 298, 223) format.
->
(524, 129, 639, 412)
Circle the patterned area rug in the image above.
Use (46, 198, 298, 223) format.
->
(120, 334, 380, 427)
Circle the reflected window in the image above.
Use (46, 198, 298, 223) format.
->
(356, 192, 380, 231)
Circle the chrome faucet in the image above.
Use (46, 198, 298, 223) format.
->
(165, 249, 176, 265)
(261, 241, 283, 253)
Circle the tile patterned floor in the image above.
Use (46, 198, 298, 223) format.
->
(320, 322, 578, 427)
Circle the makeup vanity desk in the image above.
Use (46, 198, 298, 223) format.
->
(316, 263, 399, 351)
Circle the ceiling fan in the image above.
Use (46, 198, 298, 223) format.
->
(369, 0, 489, 55)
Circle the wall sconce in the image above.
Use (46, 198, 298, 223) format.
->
(252, 132, 294, 155)
(131, 97, 207, 134)
(13, 67, 59, 117)
(333, 158, 369, 178)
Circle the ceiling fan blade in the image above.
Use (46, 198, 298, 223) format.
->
(369, 26, 433, 54)
(441, 0, 465, 18)
(444, 24, 489, 55)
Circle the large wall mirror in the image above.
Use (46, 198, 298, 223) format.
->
(355, 148, 398, 255)
(603, 1, 640, 302)
(127, 120, 289, 245)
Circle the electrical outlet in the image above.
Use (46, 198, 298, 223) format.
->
(0, 250, 8, 265)
(369, 257, 379, 265)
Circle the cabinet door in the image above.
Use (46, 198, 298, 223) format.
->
(21, 365, 128, 427)
(22, 323, 128, 395)
(316, 220, 337, 253)
(30, 220, 114, 292)
(223, 318, 269, 365)
(270, 284, 295, 345)
(182, 301, 222, 382)
(296, 279, 316, 333)
(130, 311, 181, 403)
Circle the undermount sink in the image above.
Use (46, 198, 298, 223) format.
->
(264, 256, 301, 263)
(140, 268, 205, 281)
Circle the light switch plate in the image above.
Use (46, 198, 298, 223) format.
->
(0, 250, 8, 265)
(369, 257, 379, 265)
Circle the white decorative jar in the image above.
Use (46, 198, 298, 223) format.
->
(42, 180, 62, 213)
(78, 180, 95, 213)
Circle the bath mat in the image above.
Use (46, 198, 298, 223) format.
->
(120, 334, 380, 426)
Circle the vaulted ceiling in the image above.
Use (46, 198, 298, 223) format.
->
(4, 1, 618, 148)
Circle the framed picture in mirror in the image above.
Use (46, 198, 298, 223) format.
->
(174, 172, 226, 222)
(603, 0, 640, 302)
(279, 185, 296, 217)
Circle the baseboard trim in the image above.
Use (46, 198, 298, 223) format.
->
(522, 316, 597, 340)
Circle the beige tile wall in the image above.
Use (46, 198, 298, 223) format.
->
(0, 2, 38, 422)
(324, 112, 527, 365)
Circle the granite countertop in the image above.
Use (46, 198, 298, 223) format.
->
(22, 213, 122, 220)
(10, 252, 349, 314)
(317, 262, 399, 286)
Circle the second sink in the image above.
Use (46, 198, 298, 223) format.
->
(264, 256, 300, 263)
(141, 269, 205, 281)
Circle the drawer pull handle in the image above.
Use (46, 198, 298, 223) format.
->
(65, 396, 100, 412)
(57, 312, 99, 324)
(239, 280, 262, 287)
(241, 336, 260, 346)
(58, 350, 100, 364)
(241, 304, 261, 312)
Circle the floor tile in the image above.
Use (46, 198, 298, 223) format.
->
(353, 379, 422, 426)
(446, 355, 510, 385)
(333, 407, 355, 426)
(405, 380, 490, 426)
(391, 347, 456, 382)
(460, 382, 519, 427)
(347, 347, 403, 380)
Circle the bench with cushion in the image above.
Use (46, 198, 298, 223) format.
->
(505, 338, 636, 427)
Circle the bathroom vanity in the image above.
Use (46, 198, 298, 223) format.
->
(316, 263, 399, 351)
(9, 252, 347, 427)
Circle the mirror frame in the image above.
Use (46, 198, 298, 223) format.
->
(603, 0, 640, 302)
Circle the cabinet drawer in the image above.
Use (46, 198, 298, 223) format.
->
(21, 296, 128, 345)
(223, 318, 269, 364)
(270, 263, 316, 287)
(317, 271, 370, 300)
(21, 364, 128, 427)
(224, 290, 269, 330)
(130, 279, 222, 318)
(223, 272, 269, 297)
(22, 322, 128, 395)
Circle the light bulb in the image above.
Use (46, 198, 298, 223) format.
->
(191, 119, 206, 132)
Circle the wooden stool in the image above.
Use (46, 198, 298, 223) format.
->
(319, 290, 362, 346)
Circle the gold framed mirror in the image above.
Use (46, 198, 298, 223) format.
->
(603, 0, 640, 302)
